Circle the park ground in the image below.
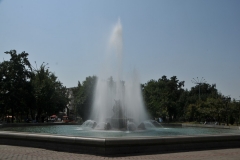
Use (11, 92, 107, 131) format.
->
(0, 145, 240, 160)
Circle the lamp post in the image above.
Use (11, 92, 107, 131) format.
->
(191, 77, 206, 100)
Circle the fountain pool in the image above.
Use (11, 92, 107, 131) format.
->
(1, 124, 239, 137)
(0, 123, 240, 155)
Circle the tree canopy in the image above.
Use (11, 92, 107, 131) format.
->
(1, 50, 239, 126)
(31, 63, 69, 122)
(72, 76, 97, 121)
(142, 75, 185, 121)
(0, 50, 32, 122)
(0, 50, 69, 123)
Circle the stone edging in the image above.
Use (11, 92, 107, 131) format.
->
(0, 131, 240, 155)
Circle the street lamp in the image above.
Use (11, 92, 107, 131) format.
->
(191, 77, 206, 100)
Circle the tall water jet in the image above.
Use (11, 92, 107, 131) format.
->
(90, 19, 149, 129)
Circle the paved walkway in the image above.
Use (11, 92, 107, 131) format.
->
(0, 145, 240, 160)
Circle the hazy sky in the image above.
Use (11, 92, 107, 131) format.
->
(1, 0, 240, 99)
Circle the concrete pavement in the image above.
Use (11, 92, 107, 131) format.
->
(0, 145, 240, 160)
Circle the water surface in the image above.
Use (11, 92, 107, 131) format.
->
(1, 125, 239, 138)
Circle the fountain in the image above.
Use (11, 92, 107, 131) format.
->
(88, 19, 150, 131)
(0, 19, 240, 156)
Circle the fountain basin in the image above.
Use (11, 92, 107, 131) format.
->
(0, 124, 240, 155)
(0, 130, 240, 155)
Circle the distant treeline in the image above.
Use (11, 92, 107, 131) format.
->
(1, 50, 239, 125)
(142, 76, 239, 126)
(72, 72, 240, 126)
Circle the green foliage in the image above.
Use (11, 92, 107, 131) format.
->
(0, 50, 32, 122)
(31, 63, 69, 122)
(72, 76, 97, 121)
(0, 50, 69, 123)
(1, 50, 240, 125)
(142, 75, 239, 125)
(142, 75, 185, 121)
(184, 85, 224, 123)
(229, 100, 240, 125)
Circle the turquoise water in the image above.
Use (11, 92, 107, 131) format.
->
(1, 125, 240, 138)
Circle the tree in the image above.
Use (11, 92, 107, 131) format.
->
(231, 100, 240, 125)
(185, 83, 224, 123)
(0, 50, 32, 122)
(72, 76, 97, 121)
(31, 63, 69, 122)
(142, 75, 185, 121)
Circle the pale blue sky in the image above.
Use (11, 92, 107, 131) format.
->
(0, 0, 240, 99)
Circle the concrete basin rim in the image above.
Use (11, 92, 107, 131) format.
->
(0, 130, 240, 140)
